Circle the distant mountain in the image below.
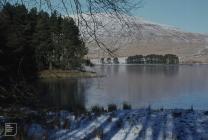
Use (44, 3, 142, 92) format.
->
(78, 14, 208, 63)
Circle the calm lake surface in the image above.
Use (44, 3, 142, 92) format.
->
(37, 65, 208, 110)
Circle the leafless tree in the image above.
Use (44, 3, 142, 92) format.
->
(0, 0, 143, 56)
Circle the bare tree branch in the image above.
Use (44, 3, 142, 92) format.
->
(0, 0, 143, 57)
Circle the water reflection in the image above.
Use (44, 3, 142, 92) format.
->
(37, 65, 208, 110)
(37, 78, 87, 111)
(87, 65, 208, 109)
(124, 65, 179, 76)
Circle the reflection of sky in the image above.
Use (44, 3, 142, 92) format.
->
(85, 65, 208, 110)
(153, 92, 208, 110)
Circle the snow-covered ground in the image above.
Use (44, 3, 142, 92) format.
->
(26, 109, 208, 140)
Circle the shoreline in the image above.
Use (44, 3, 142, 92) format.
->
(92, 63, 208, 66)
(38, 70, 98, 79)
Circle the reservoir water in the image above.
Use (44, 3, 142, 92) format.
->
(37, 65, 208, 110)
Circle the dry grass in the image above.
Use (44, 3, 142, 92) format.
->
(38, 70, 97, 79)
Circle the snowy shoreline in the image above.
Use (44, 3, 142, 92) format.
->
(4, 108, 207, 140)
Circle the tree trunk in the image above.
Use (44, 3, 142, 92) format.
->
(49, 61, 53, 70)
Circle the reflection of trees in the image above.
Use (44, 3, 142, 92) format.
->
(125, 65, 145, 74)
(37, 79, 88, 112)
(113, 65, 119, 74)
(163, 65, 179, 76)
(145, 65, 179, 76)
(125, 65, 179, 76)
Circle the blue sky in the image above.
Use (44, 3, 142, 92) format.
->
(14, 0, 207, 33)
(132, 0, 208, 33)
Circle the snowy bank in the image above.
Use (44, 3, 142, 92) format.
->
(23, 109, 208, 140)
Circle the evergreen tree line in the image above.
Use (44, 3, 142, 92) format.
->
(0, 3, 87, 83)
(127, 54, 179, 64)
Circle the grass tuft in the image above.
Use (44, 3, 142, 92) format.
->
(91, 105, 105, 115)
(108, 104, 117, 112)
(122, 102, 131, 110)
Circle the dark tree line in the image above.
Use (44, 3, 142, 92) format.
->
(0, 3, 87, 106)
(0, 3, 87, 82)
(127, 54, 179, 64)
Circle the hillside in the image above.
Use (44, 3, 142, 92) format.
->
(78, 14, 208, 63)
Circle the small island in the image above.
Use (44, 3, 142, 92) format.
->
(127, 54, 179, 64)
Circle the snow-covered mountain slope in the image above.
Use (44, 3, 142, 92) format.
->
(77, 14, 208, 63)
